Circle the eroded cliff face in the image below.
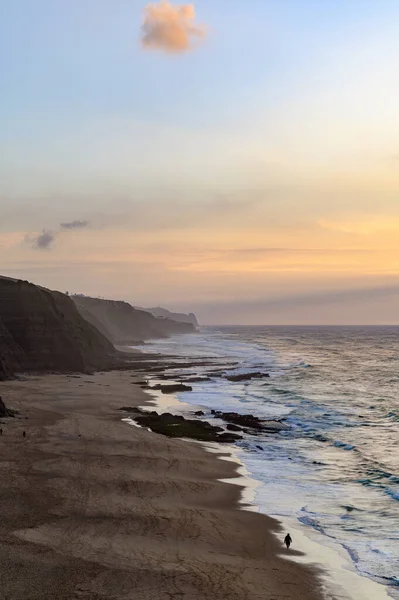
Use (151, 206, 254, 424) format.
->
(138, 306, 198, 327)
(0, 317, 24, 379)
(0, 356, 9, 380)
(72, 295, 195, 344)
(0, 276, 117, 377)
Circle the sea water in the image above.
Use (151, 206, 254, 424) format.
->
(137, 326, 399, 598)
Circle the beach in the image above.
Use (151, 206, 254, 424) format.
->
(0, 370, 322, 600)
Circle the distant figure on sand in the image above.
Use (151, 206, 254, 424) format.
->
(0, 428, 2, 435)
(23, 430, 26, 438)
(284, 533, 292, 549)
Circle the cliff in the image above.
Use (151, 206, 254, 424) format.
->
(72, 295, 195, 344)
(139, 306, 198, 327)
(0, 317, 24, 379)
(0, 276, 118, 377)
(0, 321, 19, 380)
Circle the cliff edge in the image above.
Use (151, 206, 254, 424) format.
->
(138, 306, 198, 327)
(72, 295, 195, 345)
(0, 276, 118, 378)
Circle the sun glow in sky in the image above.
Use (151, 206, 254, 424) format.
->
(1, 0, 399, 324)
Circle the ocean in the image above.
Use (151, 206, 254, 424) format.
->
(137, 326, 399, 598)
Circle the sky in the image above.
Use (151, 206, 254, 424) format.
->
(1, 0, 399, 325)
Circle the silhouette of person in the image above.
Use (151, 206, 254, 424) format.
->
(22, 431, 26, 438)
(0, 428, 2, 435)
(284, 533, 292, 549)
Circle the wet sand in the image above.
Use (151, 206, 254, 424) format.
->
(0, 370, 324, 599)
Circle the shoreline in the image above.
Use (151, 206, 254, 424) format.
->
(134, 371, 393, 600)
(0, 369, 323, 600)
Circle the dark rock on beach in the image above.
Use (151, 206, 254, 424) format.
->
(0, 397, 8, 417)
(150, 383, 193, 394)
(121, 408, 242, 443)
(206, 367, 238, 377)
(213, 411, 265, 430)
(194, 410, 205, 416)
(225, 372, 270, 382)
(0, 397, 16, 418)
(226, 423, 243, 432)
(213, 411, 289, 433)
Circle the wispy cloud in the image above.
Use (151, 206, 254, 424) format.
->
(224, 247, 371, 257)
(240, 284, 399, 310)
(26, 219, 89, 251)
(60, 220, 89, 230)
(185, 283, 399, 325)
(141, 1, 207, 54)
(189, 283, 399, 314)
(31, 230, 55, 250)
(319, 215, 399, 235)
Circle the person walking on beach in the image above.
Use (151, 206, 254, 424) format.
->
(284, 533, 292, 549)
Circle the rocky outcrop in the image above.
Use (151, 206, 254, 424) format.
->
(226, 423, 243, 432)
(120, 407, 242, 443)
(0, 276, 118, 376)
(0, 318, 24, 379)
(150, 383, 193, 394)
(139, 306, 198, 327)
(211, 410, 290, 434)
(226, 372, 269, 382)
(0, 396, 16, 417)
(0, 357, 9, 380)
(72, 295, 195, 344)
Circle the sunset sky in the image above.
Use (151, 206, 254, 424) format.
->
(1, 0, 399, 324)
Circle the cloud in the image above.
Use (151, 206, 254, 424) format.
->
(31, 230, 55, 250)
(224, 247, 370, 257)
(26, 220, 88, 251)
(60, 220, 89, 229)
(141, 1, 207, 54)
(185, 283, 399, 324)
(60, 220, 89, 230)
(197, 284, 399, 311)
(319, 216, 399, 235)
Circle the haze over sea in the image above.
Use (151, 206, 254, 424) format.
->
(140, 326, 399, 598)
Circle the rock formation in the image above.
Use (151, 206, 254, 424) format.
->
(0, 396, 16, 417)
(226, 372, 270, 382)
(120, 408, 242, 443)
(73, 295, 195, 345)
(0, 318, 23, 380)
(139, 306, 198, 327)
(0, 276, 118, 377)
(211, 410, 290, 433)
(150, 383, 193, 394)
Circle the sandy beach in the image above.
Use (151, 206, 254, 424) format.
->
(0, 370, 323, 599)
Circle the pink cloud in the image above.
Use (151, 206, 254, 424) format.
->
(141, 2, 207, 54)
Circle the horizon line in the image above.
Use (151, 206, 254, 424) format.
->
(200, 323, 399, 328)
